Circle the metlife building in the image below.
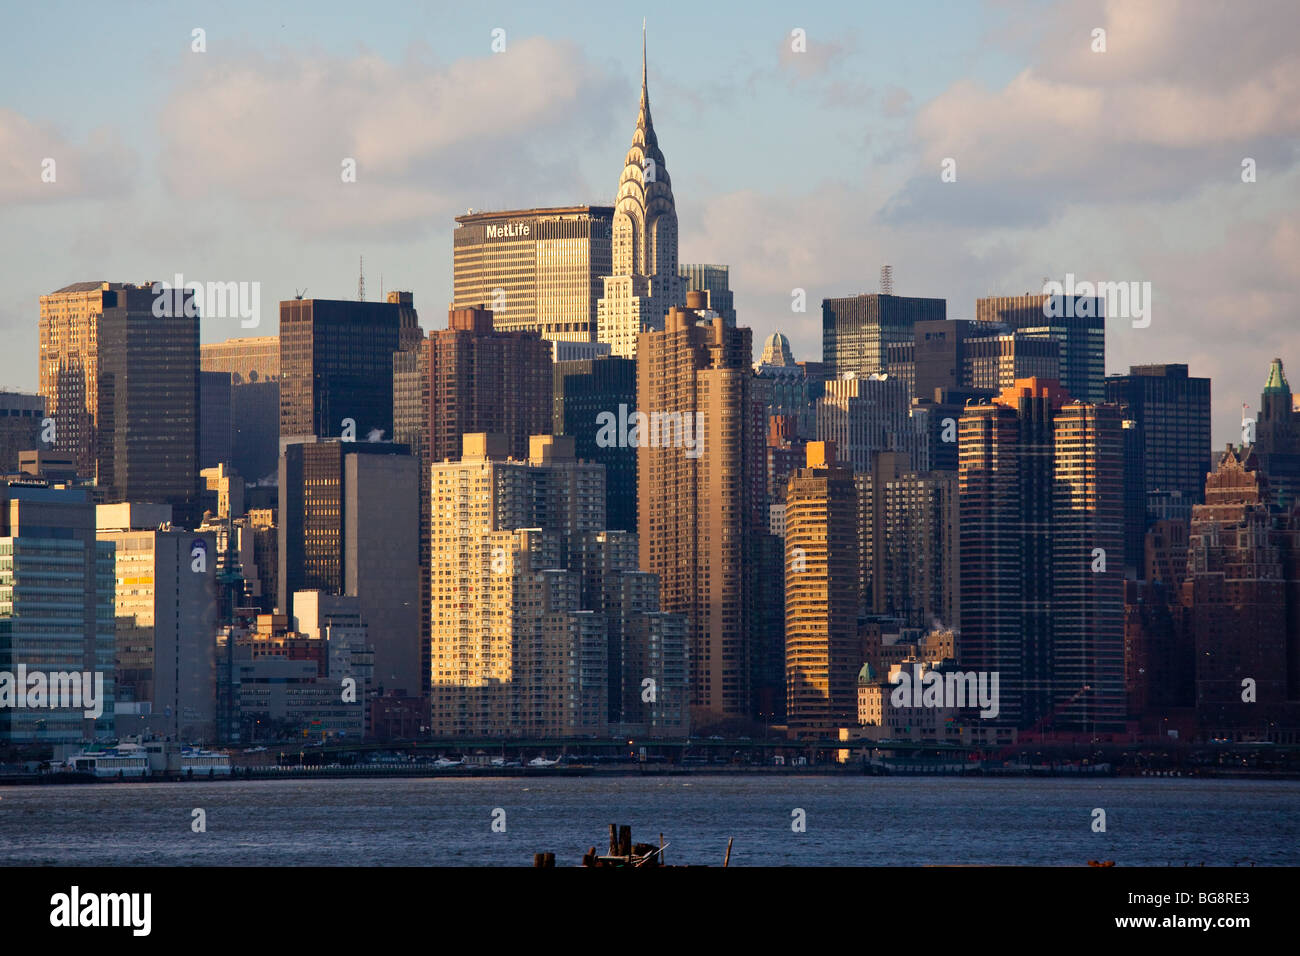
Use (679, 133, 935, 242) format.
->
(452, 206, 613, 343)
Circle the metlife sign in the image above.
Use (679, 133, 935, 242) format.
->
(484, 221, 533, 240)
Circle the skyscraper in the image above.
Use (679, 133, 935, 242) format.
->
(199, 371, 233, 470)
(278, 296, 413, 444)
(976, 294, 1106, 404)
(596, 28, 683, 358)
(862, 450, 959, 630)
(39, 282, 111, 478)
(204, 335, 282, 482)
(452, 206, 613, 342)
(393, 333, 430, 464)
(959, 379, 1125, 731)
(96, 503, 218, 742)
(637, 294, 766, 725)
(96, 283, 201, 527)
(553, 355, 637, 533)
(1180, 447, 1300, 736)
(883, 319, 1060, 401)
(428, 434, 683, 736)
(426, 306, 553, 463)
(41, 281, 201, 522)
(822, 293, 946, 380)
(816, 372, 927, 475)
(0, 392, 45, 474)
(1052, 401, 1126, 729)
(1250, 358, 1300, 510)
(278, 439, 421, 698)
(678, 264, 736, 326)
(784, 442, 861, 738)
(201, 336, 279, 384)
(0, 483, 116, 743)
(1106, 363, 1212, 570)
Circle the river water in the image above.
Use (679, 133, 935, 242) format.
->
(2, 775, 1296, 866)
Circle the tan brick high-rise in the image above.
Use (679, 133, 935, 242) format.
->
(39, 282, 107, 477)
(637, 294, 765, 726)
(784, 442, 861, 738)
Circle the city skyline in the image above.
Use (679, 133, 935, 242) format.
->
(4, 6, 1300, 904)
(3, 1, 1298, 448)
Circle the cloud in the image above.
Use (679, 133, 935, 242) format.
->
(0, 109, 135, 205)
(777, 32, 849, 78)
(881, 87, 912, 118)
(773, 30, 870, 109)
(885, 0, 1300, 228)
(158, 37, 626, 237)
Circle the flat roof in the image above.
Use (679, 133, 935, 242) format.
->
(455, 205, 614, 225)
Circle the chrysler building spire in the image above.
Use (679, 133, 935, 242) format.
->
(612, 23, 677, 279)
(597, 24, 684, 358)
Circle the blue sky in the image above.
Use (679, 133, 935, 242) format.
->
(3, 0, 1298, 446)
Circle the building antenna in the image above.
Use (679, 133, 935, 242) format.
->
(880, 264, 894, 296)
(358, 256, 366, 301)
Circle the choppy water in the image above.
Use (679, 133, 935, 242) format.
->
(1, 775, 1296, 866)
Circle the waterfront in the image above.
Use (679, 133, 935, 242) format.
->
(2, 776, 1297, 866)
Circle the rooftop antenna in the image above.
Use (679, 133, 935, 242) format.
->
(358, 255, 366, 302)
(880, 264, 894, 296)
(294, 287, 308, 300)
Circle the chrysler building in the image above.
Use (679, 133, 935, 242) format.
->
(597, 25, 684, 357)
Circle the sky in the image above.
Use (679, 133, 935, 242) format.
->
(2, 0, 1297, 446)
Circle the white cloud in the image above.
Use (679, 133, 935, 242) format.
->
(0, 109, 135, 205)
(887, 0, 1300, 226)
(158, 37, 626, 236)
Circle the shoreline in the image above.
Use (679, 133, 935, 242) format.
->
(6, 764, 1300, 786)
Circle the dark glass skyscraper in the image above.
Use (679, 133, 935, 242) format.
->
(1105, 363, 1212, 571)
(976, 294, 1105, 404)
(553, 355, 637, 533)
(678, 263, 736, 326)
(822, 293, 946, 380)
(96, 283, 201, 527)
(279, 297, 413, 444)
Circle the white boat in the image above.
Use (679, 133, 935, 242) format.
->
(180, 748, 232, 775)
(65, 744, 150, 778)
